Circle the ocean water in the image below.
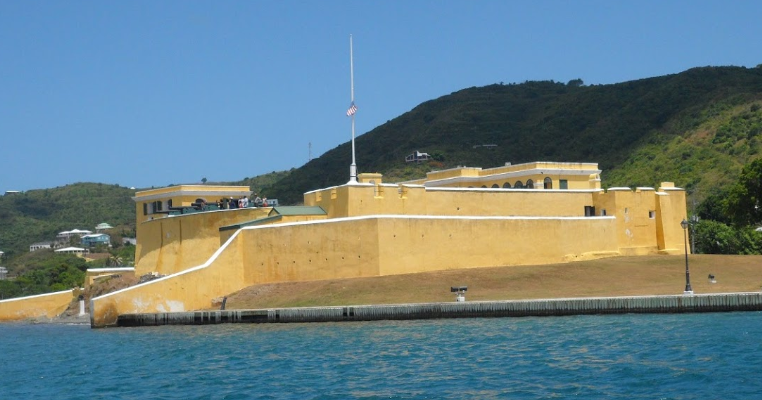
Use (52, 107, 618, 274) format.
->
(0, 313, 760, 399)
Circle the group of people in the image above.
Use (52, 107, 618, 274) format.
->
(216, 193, 267, 209)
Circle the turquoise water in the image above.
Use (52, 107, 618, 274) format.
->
(0, 313, 760, 399)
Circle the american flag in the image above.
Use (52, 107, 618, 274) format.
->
(346, 103, 358, 116)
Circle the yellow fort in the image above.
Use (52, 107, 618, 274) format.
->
(90, 161, 687, 327)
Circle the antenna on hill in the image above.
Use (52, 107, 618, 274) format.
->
(309, 142, 312, 162)
(346, 34, 358, 184)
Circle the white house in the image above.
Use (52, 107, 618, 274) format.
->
(29, 241, 53, 252)
(55, 247, 89, 256)
(95, 223, 113, 232)
(56, 229, 93, 245)
(405, 150, 431, 163)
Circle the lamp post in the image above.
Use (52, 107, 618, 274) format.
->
(681, 219, 693, 295)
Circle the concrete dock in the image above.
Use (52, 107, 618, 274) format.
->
(115, 292, 762, 327)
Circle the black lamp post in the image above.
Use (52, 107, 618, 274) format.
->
(681, 219, 693, 295)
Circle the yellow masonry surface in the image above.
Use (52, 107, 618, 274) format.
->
(0, 290, 78, 322)
(6, 161, 690, 327)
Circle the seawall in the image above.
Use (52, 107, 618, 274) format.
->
(0, 289, 77, 322)
(115, 292, 762, 327)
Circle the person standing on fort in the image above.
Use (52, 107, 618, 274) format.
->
(253, 193, 262, 207)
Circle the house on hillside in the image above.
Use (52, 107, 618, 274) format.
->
(81, 233, 111, 248)
(55, 229, 93, 246)
(0, 267, 7, 280)
(405, 150, 431, 163)
(95, 223, 113, 233)
(55, 247, 88, 256)
(29, 241, 52, 252)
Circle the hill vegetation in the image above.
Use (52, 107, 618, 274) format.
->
(0, 172, 293, 298)
(0, 183, 136, 259)
(269, 66, 762, 205)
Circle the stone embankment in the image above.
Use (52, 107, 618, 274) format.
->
(115, 292, 762, 327)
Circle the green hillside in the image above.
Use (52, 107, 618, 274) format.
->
(269, 66, 762, 205)
(0, 183, 137, 260)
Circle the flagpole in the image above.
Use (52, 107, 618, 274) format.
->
(348, 34, 358, 184)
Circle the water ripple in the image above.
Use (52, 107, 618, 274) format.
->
(1, 313, 761, 399)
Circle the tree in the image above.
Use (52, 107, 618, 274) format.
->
(201, 177, 208, 184)
(726, 158, 762, 226)
(696, 190, 731, 224)
(0, 280, 22, 300)
(107, 254, 124, 267)
(693, 220, 762, 255)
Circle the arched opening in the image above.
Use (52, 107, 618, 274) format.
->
(192, 197, 209, 210)
(481, 185, 487, 188)
(544, 177, 552, 189)
(503, 182, 511, 188)
(526, 179, 534, 189)
(491, 184, 499, 188)
(514, 181, 524, 188)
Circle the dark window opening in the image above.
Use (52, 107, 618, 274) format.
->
(544, 177, 552, 189)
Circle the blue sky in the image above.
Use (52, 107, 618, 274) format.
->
(1, 1, 761, 193)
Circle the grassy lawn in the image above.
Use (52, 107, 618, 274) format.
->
(222, 255, 762, 310)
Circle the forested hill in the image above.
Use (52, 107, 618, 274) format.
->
(0, 171, 291, 259)
(269, 66, 762, 204)
(0, 183, 136, 258)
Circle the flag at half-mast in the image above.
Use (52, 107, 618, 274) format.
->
(346, 102, 358, 116)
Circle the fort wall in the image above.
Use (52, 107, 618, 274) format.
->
(92, 215, 620, 327)
(0, 289, 77, 322)
(135, 207, 270, 276)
